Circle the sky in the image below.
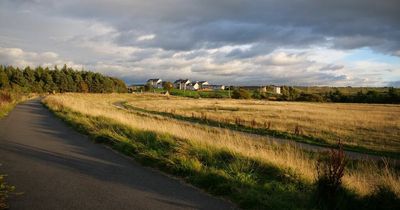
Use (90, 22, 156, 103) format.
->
(0, 0, 399, 86)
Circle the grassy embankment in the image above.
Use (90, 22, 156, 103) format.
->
(124, 95, 400, 157)
(43, 93, 399, 209)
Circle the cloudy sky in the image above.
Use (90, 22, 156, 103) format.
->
(1, 0, 399, 86)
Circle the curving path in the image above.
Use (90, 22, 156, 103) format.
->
(0, 99, 236, 210)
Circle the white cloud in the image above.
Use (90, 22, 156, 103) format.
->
(137, 34, 156, 41)
(0, 47, 81, 69)
(254, 52, 308, 66)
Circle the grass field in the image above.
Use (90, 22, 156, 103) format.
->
(124, 94, 400, 155)
(43, 93, 400, 209)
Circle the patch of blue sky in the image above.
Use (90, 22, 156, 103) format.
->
(343, 47, 400, 65)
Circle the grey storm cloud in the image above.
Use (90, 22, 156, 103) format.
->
(4, 0, 400, 53)
(0, 0, 399, 86)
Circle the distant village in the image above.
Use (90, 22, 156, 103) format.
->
(129, 78, 282, 94)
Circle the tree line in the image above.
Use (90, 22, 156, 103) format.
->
(0, 65, 127, 93)
(230, 86, 400, 103)
(278, 86, 400, 103)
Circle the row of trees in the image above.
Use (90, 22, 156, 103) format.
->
(0, 65, 127, 93)
(280, 86, 400, 103)
(230, 86, 400, 103)
(324, 88, 400, 103)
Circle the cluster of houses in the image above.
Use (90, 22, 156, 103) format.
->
(147, 78, 225, 91)
(143, 78, 281, 94)
(260, 86, 281, 94)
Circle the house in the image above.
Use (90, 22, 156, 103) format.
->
(187, 82, 200, 91)
(272, 86, 281, 94)
(187, 81, 209, 90)
(198, 81, 209, 89)
(259, 86, 267, 93)
(203, 84, 225, 90)
(174, 79, 191, 90)
(187, 80, 210, 91)
(147, 78, 163, 89)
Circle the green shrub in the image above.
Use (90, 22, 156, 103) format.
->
(232, 89, 251, 99)
(297, 93, 325, 102)
(144, 84, 154, 92)
(251, 90, 262, 99)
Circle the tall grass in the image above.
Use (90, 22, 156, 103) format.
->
(125, 94, 400, 154)
(43, 93, 400, 209)
(0, 90, 35, 118)
(0, 91, 15, 118)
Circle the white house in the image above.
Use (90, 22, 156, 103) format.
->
(174, 79, 191, 90)
(147, 78, 163, 89)
(198, 81, 209, 89)
(187, 82, 200, 91)
(272, 86, 281, 94)
(188, 81, 211, 91)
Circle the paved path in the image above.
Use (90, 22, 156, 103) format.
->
(0, 99, 236, 210)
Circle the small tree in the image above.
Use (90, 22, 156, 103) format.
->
(232, 88, 251, 99)
(162, 81, 173, 92)
(144, 84, 154, 92)
(252, 90, 262, 99)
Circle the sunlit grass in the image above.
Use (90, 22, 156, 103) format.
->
(125, 94, 400, 154)
(43, 93, 400, 199)
(0, 91, 35, 118)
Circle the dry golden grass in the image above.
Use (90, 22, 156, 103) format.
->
(43, 93, 400, 196)
(0, 91, 37, 118)
(125, 94, 400, 153)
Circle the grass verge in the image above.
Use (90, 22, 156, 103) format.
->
(0, 90, 35, 119)
(0, 91, 16, 119)
(43, 97, 400, 210)
(0, 174, 15, 210)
